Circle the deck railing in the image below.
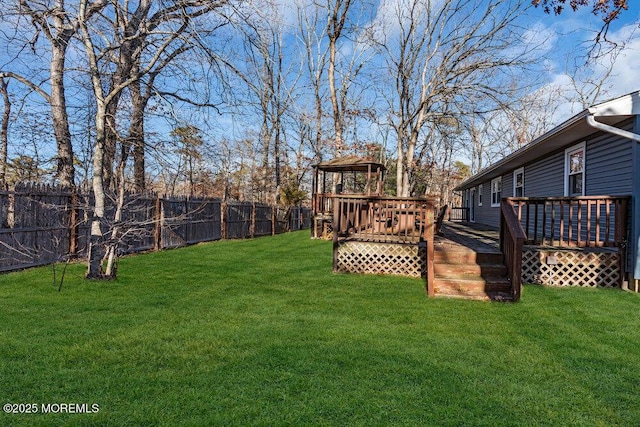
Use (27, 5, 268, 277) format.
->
(312, 193, 333, 216)
(499, 199, 526, 302)
(448, 207, 469, 222)
(331, 195, 435, 243)
(507, 196, 630, 248)
(332, 195, 436, 294)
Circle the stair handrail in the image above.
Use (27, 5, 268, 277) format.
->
(499, 199, 527, 302)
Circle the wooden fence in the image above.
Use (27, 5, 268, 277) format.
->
(0, 183, 311, 273)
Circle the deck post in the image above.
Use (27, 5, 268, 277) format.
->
(332, 197, 340, 272)
(616, 197, 629, 287)
(426, 203, 435, 297)
(154, 196, 162, 251)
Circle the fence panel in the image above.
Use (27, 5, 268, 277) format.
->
(183, 198, 222, 244)
(117, 195, 157, 254)
(0, 183, 310, 273)
(288, 206, 310, 231)
(225, 202, 253, 239)
(0, 183, 75, 271)
(254, 204, 273, 237)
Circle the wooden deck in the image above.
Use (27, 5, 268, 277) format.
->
(436, 222, 500, 254)
(334, 196, 628, 300)
(330, 196, 518, 301)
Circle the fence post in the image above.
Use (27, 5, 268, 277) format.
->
(69, 192, 79, 256)
(272, 205, 276, 236)
(154, 196, 162, 251)
(251, 202, 255, 238)
(221, 201, 227, 240)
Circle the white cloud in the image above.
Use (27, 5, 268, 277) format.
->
(521, 22, 558, 56)
(597, 24, 640, 97)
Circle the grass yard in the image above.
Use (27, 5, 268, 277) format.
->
(1, 230, 639, 426)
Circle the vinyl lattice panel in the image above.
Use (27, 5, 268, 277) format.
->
(522, 248, 620, 288)
(336, 241, 424, 278)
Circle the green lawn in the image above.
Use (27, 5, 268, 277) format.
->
(1, 231, 639, 426)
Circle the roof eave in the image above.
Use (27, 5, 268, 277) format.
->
(455, 110, 589, 191)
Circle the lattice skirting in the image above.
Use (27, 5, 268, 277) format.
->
(336, 241, 425, 278)
(522, 248, 620, 288)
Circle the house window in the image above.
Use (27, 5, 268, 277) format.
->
(478, 184, 483, 206)
(491, 177, 502, 207)
(513, 168, 524, 197)
(565, 142, 585, 196)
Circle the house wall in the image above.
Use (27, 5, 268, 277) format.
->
(524, 151, 564, 197)
(586, 122, 634, 196)
(461, 118, 635, 230)
(632, 116, 640, 285)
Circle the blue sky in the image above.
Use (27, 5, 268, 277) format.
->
(1, 0, 639, 177)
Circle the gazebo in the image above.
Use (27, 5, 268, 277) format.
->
(311, 156, 386, 239)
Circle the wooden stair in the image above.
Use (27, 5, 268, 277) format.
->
(433, 247, 514, 301)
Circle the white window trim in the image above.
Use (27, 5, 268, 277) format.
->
(478, 184, 483, 206)
(564, 142, 586, 196)
(513, 167, 524, 198)
(490, 177, 502, 208)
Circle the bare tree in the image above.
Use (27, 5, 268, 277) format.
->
(325, 0, 376, 156)
(1, 0, 107, 187)
(297, 1, 329, 162)
(206, 1, 302, 203)
(0, 78, 10, 188)
(326, 0, 351, 155)
(77, 0, 227, 278)
(370, 0, 535, 196)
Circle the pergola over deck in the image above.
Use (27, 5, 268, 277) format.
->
(311, 156, 386, 239)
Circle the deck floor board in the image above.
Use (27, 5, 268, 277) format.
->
(436, 222, 500, 253)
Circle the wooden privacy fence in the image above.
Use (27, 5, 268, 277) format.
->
(0, 183, 311, 272)
(0, 183, 76, 272)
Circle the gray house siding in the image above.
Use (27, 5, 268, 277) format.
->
(585, 121, 634, 196)
(460, 124, 635, 232)
(632, 116, 640, 282)
(503, 173, 513, 198)
(474, 180, 498, 228)
(524, 150, 564, 197)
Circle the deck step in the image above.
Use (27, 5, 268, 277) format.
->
(434, 277, 511, 293)
(434, 249, 503, 265)
(434, 262, 507, 278)
(434, 288, 515, 302)
(433, 246, 513, 301)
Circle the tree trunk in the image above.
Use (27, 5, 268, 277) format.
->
(103, 96, 120, 190)
(327, 0, 351, 156)
(130, 79, 146, 192)
(86, 103, 107, 279)
(0, 78, 9, 188)
(50, 42, 75, 187)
